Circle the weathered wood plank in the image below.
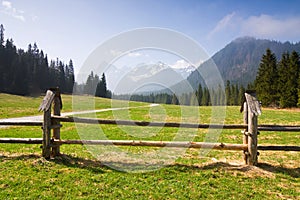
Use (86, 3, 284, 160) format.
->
(258, 145, 300, 151)
(52, 139, 248, 150)
(245, 92, 261, 116)
(52, 116, 247, 129)
(52, 93, 61, 156)
(247, 102, 258, 166)
(38, 90, 55, 112)
(42, 108, 51, 159)
(0, 138, 43, 144)
(51, 116, 300, 131)
(257, 125, 300, 132)
(243, 101, 249, 164)
(0, 122, 42, 126)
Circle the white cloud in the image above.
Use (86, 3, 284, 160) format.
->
(208, 12, 236, 39)
(1, 0, 25, 21)
(170, 59, 190, 69)
(110, 49, 122, 57)
(31, 14, 38, 22)
(127, 52, 142, 57)
(2, 1, 11, 9)
(208, 12, 300, 41)
(241, 14, 300, 39)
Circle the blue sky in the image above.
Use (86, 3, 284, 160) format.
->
(1, 0, 300, 80)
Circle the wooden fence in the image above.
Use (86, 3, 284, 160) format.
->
(0, 88, 299, 166)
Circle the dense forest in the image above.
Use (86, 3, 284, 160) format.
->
(0, 24, 75, 95)
(255, 49, 300, 108)
(113, 81, 247, 106)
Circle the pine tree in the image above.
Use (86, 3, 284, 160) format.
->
(238, 85, 246, 105)
(278, 52, 291, 108)
(96, 73, 108, 98)
(288, 51, 300, 107)
(84, 71, 95, 95)
(298, 70, 300, 107)
(0, 24, 4, 47)
(171, 93, 179, 105)
(225, 80, 231, 105)
(196, 84, 203, 106)
(66, 59, 75, 93)
(255, 49, 279, 106)
(201, 88, 210, 106)
(278, 51, 300, 107)
(190, 92, 199, 106)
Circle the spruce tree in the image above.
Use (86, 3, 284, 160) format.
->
(171, 93, 179, 105)
(196, 84, 203, 106)
(298, 69, 300, 107)
(225, 80, 231, 105)
(277, 51, 300, 107)
(255, 49, 279, 106)
(0, 24, 4, 47)
(96, 73, 108, 98)
(238, 85, 246, 105)
(190, 92, 199, 106)
(288, 51, 300, 107)
(201, 88, 210, 106)
(278, 52, 291, 107)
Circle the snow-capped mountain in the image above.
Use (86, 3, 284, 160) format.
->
(105, 61, 194, 94)
(173, 65, 195, 79)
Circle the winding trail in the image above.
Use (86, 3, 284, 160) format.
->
(0, 104, 159, 127)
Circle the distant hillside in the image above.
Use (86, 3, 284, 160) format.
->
(187, 37, 300, 88)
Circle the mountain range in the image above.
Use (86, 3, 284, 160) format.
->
(187, 36, 300, 90)
(107, 37, 300, 95)
(106, 61, 193, 94)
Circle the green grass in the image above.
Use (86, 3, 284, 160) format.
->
(0, 93, 299, 199)
(0, 93, 147, 119)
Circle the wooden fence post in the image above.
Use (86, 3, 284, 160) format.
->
(243, 101, 249, 164)
(245, 92, 261, 166)
(52, 88, 62, 157)
(39, 90, 56, 159)
(42, 107, 51, 159)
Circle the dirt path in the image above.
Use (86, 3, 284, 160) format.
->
(0, 104, 159, 126)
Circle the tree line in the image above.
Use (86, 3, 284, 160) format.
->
(113, 81, 247, 106)
(74, 71, 111, 98)
(255, 49, 300, 108)
(0, 24, 75, 95)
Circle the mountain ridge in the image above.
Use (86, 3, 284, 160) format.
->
(186, 36, 300, 89)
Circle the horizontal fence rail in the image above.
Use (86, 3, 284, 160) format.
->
(0, 122, 43, 126)
(52, 116, 243, 129)
(1, 117, 300, 132)
(51, 116, 300, 132)
(0, 138, 299, 151)
(257, 145, 300, 151)
(0, 138, 43, 144)
(52, 139, 248, 151)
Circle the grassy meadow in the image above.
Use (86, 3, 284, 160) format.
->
(0, 93, 299, 199)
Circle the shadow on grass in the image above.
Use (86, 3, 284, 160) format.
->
(257, 162, 300, 178)
(167, 162, 299, 178)
(0, 154, 299, 177)
(51, 154, 109, 173)
(0, 153, 108, 174)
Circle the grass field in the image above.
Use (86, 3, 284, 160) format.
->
(0, 93, 299, 199)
